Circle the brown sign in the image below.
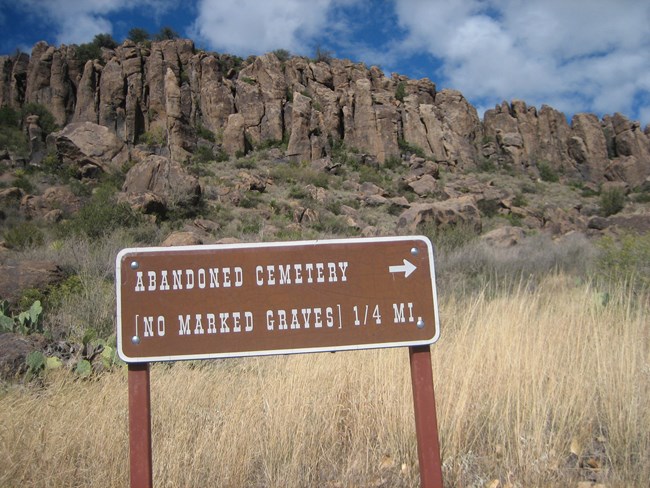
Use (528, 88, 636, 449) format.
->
(116, 236, 439, 362)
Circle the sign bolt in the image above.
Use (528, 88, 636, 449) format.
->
(411, 247, 419, 256)
(416, 318, 425, 329)
(130, 261, 139, 270)
(132, 335, 141, 345)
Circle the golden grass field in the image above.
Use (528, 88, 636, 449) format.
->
(1, 274, 648, 487)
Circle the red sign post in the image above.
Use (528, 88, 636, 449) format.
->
(116, 236, 443, 487)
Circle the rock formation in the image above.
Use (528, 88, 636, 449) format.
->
(0, 38, 649, 189)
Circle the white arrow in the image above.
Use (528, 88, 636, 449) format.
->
(389, 259, 417, 278)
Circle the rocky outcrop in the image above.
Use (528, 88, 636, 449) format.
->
(121, 154, 201, 213)
(1, 39, 649, 190)
(0, 333, 49, 379)
(483, 101, 574, 176)
(0, 260, 63, 305)
(46, 121, 129, 176)
(396, 195, 482, 233)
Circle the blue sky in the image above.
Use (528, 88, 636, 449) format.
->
(2, 0, 650, 126)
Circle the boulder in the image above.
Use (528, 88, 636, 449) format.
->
(20, 185, 81, 219)
(122, 154, 201, 212)
(407, 174, 437, 196)
(396, 196, 482, 233)
(46, 122, 129, 175)
(161, 231, 204, 247)
(481, 226, 525, 247)
(0, 333, 49, 379)
(0, 187, 25, 207)
(0, 260, 63, 306)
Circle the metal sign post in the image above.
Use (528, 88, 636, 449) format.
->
(410, 345, 444, 487)
(117, 236, 443, 487)
(128, 363, 152, 488)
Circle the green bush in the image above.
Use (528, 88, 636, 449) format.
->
(128, 27, 150, 44)
(272, 49, 291, 62)
(75, 43, 102, 65)
(239, 192, 262, 208)
(511, 193, 528, 207)
(153, 26, 179, 41)
(477, 158, 497, 173)
(235, 157, 257, 169)
(288, 185, 310, 200)
(75, 33, 117, 66)
(62, 186, 140, 239)
(395, 82, 406, 102)
(191, 145, 215, 165)
(0, 106, 20, 127)
(0, 105, 28, 156)
(599, 187, 625, 216)
(598, 233, 650, 290)
(423, 222, 479, 254)
(313, 46, 332, 64)
(537, 161, 559, 182)
(477, 199, 500, 218)
(137, 127, 167, 147)
(196, 125, 216, 142)
(3, 222, 44, 250)
(21, 103, 58, 135)
(398, 139, 426, 159)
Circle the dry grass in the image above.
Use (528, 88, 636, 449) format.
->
(1, 275, 648, 487)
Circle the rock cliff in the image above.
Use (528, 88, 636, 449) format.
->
(1, 38, 650, 188)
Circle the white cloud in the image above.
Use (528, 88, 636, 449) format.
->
(393, 0, 650, 123)
(191, 0, 360, 56)
(18, 0, 176, 45)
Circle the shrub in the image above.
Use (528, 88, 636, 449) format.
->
(598, 233, 650, 290)
(256, 138, 288, 151)
(358, 165, 387, 187)
(3, 222, 44, 250)
(196, 125, 215, 142)
(384, 155, 403, 170)
(239, 192, 262, 208)
(288, 185, 310, 200)
(137, 127, 167, 147)
(0, 125, 28, 156)
(235, 157, 257, 169)
(93, 33, 118, 49)
(21, 103, 58, 135)
(154, 26, 179, 41)
(395, 81, 406, 102)
(0, 105, 20, 127)
(477, 158, 497, 173)
(272, 49, 291, 62)
(313, 46, 332, 64)
(128, 27, 150, 44)
(477, 199, 500, 218)
(62, 186, 140, 239)
(512, 193, 528, 207)
(599, 187, 625, 216)
(537, 161, 559, 182)
(75, 33, 117, 66)
(422, 222, 479, 255)
(191, 145, 215, 165)
(398, 139, 426, 159)
(75, 42, 102, 65)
